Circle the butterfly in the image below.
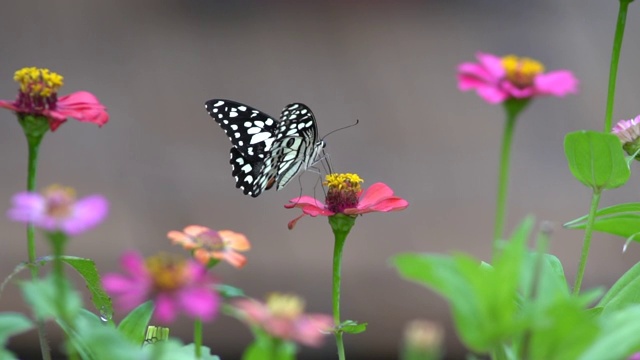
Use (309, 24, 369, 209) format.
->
(205, 99, 326, 197)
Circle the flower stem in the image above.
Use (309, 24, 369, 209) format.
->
(328, 214, 356, 360)
(604, 0, 634, 132)
(572, 190, 602, 295)
(194, 318, 203, 358)
(21, 115, 51, 360)
(493, 99, 529, 258)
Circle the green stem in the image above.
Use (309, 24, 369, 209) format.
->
(23, 117, 51, 360)
(573, 190, 602, 295)
(492, 344, 509, 360)
(194, 318, 202, 358)
(604, 0, 633, 132)
(493, 113, 517, 256)
(329, 214, 355, 360)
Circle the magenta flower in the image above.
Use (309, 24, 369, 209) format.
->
(629, 353, 640, 360)
(168, 225, 251, 269)
(7, 185, 108, 236)
(457, 53, 578, 104)
(0, 67, 108, 131)
(102, 251, 220, 324)
(612, 115, 640, 160)
(234, 293, 334, 347)
(285, 173, 408, 229)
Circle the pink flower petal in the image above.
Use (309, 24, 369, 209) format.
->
(346, 197, 409, 215)
(0, 100, 19, 112)
(285, 196, 334, 217)
(219, 230, 251, 251)
(457, 64, 497, 90)
(476, 52, 506, 78)
(7, 193, 46, 223)
(46, 91, 109, 129)
(534, 70, 579, 97)
(119, 251, 148, 279)
(167, 231, 197, 248)
(178, 287, 220, 322)
(288, 213, 308, 230)
(357, 183, 395, 209)
(154, 293, 178, 324)
(183, 225, 210, 237)
(62, 195, 108, 236)
(475, 85, 509, 104)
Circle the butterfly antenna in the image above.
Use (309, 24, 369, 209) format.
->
(321, 119, 360, 142)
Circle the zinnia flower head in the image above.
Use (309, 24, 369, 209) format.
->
(285, 173, 408, 229)
(234, 293, 333, 347)
(7, 184, 108, 236)
(0, 67, 109, 131)
(168, 225, 251, 268)
(457, 53, 578, 104)
(102, 251, 220, 324)
(629, 353, 640, 360)
(612, 115, 640, 159)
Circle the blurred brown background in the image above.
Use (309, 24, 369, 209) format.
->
(1, 0, 640, 359)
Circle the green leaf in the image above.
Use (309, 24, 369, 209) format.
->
(242, 336, 296, 360)
(20, 275, 82, 320)
(564, 131, 629, 191)
(117, 301, 154, 345)
(580, 305, 640, 360)
(0, 312, 33, 344)
(338, 320, 367, 334)
(217, 284, 245, 298)
(598, 261, 640, 312)
(564, 203, 640, 239)
(60, 256, 114, 325)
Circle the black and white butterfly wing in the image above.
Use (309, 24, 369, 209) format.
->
(205, 99, 279, 161)
(271, 103, 323, 190)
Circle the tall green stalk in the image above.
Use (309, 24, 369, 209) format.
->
(194, 318, 203, 358)
(20, 115, 51, 360)
(328, 214, 355, 360)
(492, 99, 529, 259)
(573, 191, 602, 295)
(604, 0, 634, 132)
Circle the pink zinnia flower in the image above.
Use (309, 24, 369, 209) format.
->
(7, 184, 108, 236)
(234, 293, 334, 347)
(285, 173, 408, 229)
(168, 225, 251, 268)
(612, 115, 640, 160)
(102, 251, 220, 324)
(457, 53, 578, 104)
(0, 67, 108, 131)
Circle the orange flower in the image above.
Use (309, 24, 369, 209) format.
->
(168, 225, 250, 268)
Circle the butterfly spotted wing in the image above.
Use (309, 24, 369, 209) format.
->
(205, 99, 324, 197)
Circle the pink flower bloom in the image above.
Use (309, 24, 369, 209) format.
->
(629, 353, 640, 360)
(457, 53, 578, 104)
(0, 67, 108, 131)
(168, 225, 251, 269)
(612, 115, 640, 144)
(7, 185, 108, 236)
(234, 293, 334, 347)
(285, 173, 408, 229)
(102, 251, 220, 324)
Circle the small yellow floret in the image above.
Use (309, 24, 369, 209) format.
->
(43, 184, 76, 200)
(13, 67, 64, 97)
(266, 293, 305, 318)
(146, 254, 187, 291)
(501, 55, 545, 87)
(324, 173, 363, 191)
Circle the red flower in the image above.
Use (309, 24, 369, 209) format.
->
(0, 67, 108, 131)
(285, 173, 408, 229)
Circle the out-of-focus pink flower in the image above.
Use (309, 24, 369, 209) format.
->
(168, 225, 251, 268)
(629, 353, 640, 360)
(102, 251, 220, 324)
(285, 173, 408, 229)
(0, 67, 108, 131)
(234, 293, 334, 347)
(7, 184, 108, 236)
(457, 53, 578, 104)
(612, 115, 640, 160)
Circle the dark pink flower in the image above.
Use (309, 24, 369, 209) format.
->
(102, 251, 220, 324)
(0, 67, 108, 131)
(234, 293, 334, 347)
(285, 173, 408, 229)
(457, 53, 578, 104)
(7, 185, 108, 236)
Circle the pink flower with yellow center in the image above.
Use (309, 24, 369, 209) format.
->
(167, 225, 251, 269)
(234, 293, 334, 347)
(0, 67, 109, 131)
(285, 173, 408, 229)
(7, 184, 108, 236)
(457, 53, 578, 104)
(102, 251, 220, 324)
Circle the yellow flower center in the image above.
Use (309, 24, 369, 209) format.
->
(501, 55, 545, 88)
(266, 293, 305, 319)
(14, 67, 64, 98)
(145, 254, 188, 292)
(43, 184, 76, 219)
(324, 173, 363, 213)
